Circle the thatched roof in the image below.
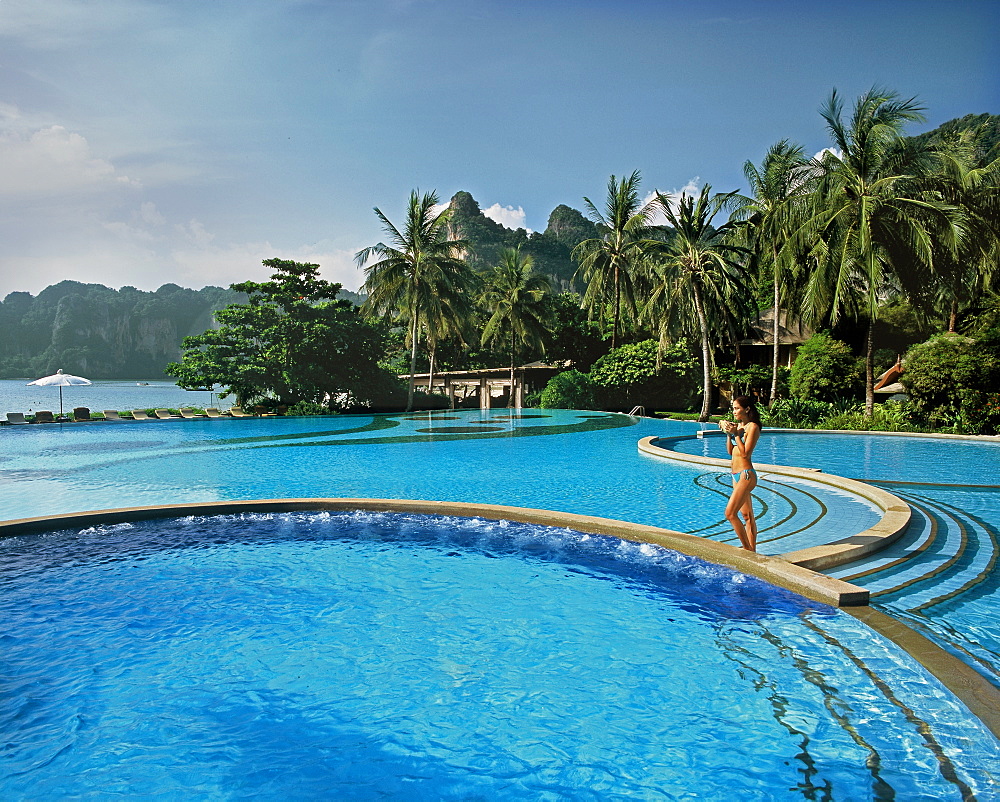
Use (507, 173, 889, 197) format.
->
(740, 310, 812, 346)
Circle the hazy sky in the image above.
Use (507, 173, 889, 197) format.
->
(1, 0, 997, 299)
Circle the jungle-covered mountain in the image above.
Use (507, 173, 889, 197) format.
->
(909, 112, 1000, 160)
(0, 281, 367, 380)
(0, 282, 249, 379)
(446, 191, 598, 290)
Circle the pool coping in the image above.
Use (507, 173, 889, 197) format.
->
(0, 496, 870, 608)
(638, 432, 912, 571)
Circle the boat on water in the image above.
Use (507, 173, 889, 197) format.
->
(136, 382, 149, 386)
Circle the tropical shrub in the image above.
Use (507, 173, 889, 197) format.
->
(523, 389, 543, 408)
(540, 370, 597, 409)
(285, 401, 333, 416)
(789, 333, 861, 401)
(588, 339, 698, 411)
(902, 329, 1000, 434)
(715, 363, 789, 403)
(762, 398, 833, 428)
(762, 397, 921, 431)
(815, 400, 920, 432)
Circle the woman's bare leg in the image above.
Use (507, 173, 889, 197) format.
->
(725, 480, 756, 551)
(741, 497, 757, 551)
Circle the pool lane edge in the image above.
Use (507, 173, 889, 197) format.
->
(0, 497, 868, 608)
(638, 434, 911, 571)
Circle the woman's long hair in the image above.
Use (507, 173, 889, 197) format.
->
(733, 395, 762, 427)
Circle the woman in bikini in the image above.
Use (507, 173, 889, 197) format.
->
(719, 395, 761, 551)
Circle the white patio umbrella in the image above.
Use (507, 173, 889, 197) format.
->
(27, 369, 93, 416)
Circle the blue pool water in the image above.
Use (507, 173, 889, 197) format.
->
(3, 512, 997, 799)
(3, 411, 1000, 796)
(0, 410, 879, 555)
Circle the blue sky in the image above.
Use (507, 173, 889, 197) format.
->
(0, 0, 997, 298)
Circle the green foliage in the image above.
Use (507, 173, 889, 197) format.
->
(538, 292, 606, 370)
(575, 171, 658, 349)
(715, 363, 788, 400)
(909, 112, 1000, 161)
(540, 369, 596, 410)
(285, 401, 334, 416)
(166, 259, 384, 409)
(762, 398, 920, 431)
(589, 339, 698, 410)
(479, 248, 552, 374)
(902, 329, 1000, 434)
(646, 185, 755, 420)
(788, 333, 861, 401)
(522, 389, 543, 408)
(357, 189, 477, 412)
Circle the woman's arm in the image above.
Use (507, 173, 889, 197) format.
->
(732, 423, 760, 459)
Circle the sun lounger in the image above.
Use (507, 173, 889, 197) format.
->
(73, 407, 92, 421)
(229, 407, 255, 417)
(131, 410, 152, 420)
(34, 411, 56, 423)
(6, 412, 29, 425)
(103, 410, 127, 421)
(204, 408, 224, 418)
(179, 408, 206, 418)
(154, 409, 180, 419)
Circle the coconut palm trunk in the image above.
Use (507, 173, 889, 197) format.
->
(693, 283, 713, 422)
(428, 342, 436, 399)
(865, 318, 876, 416)
(406, 305, 419, 412)
(510, 328, 517, 408)
(771, 245, 781, 405)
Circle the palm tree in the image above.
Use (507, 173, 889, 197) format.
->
(356, 190, 474, 411)
(573, 171, 658, 349)
(732, 140, 813, 404)
(925, 129, 1000, 331)
(801, 87, 964, 414)
(647, 186, 754, 421)
(480, 248, 552, 407)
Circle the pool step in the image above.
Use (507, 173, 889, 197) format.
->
(691, 471, 842, 554)
(821, 494, 999, 613)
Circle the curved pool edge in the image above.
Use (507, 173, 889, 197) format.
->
(4, 497, 999, 740)
(0, 496, 867, 607)
(638, 434, 911, 571)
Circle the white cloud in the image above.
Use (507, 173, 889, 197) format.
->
(138, 202, 166, 226)
(643, 178, 701, 225)
(0, 121, 139, 197)
(482, 203, 531, 232)
(169, 241, 364, 294)
(175, 220, 216, 248)
(813, 147, 843, 161)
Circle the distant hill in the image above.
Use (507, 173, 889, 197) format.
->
(447, 191, 598, 290)
(909, 112, 1000, 161)
(0, 281, 250, 379)
(0, 277, 370, 380)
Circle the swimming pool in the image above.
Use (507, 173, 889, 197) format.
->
(0, 410, 880, 555)
(2, 411, 999, 796)
(3, 511, 997, 798)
